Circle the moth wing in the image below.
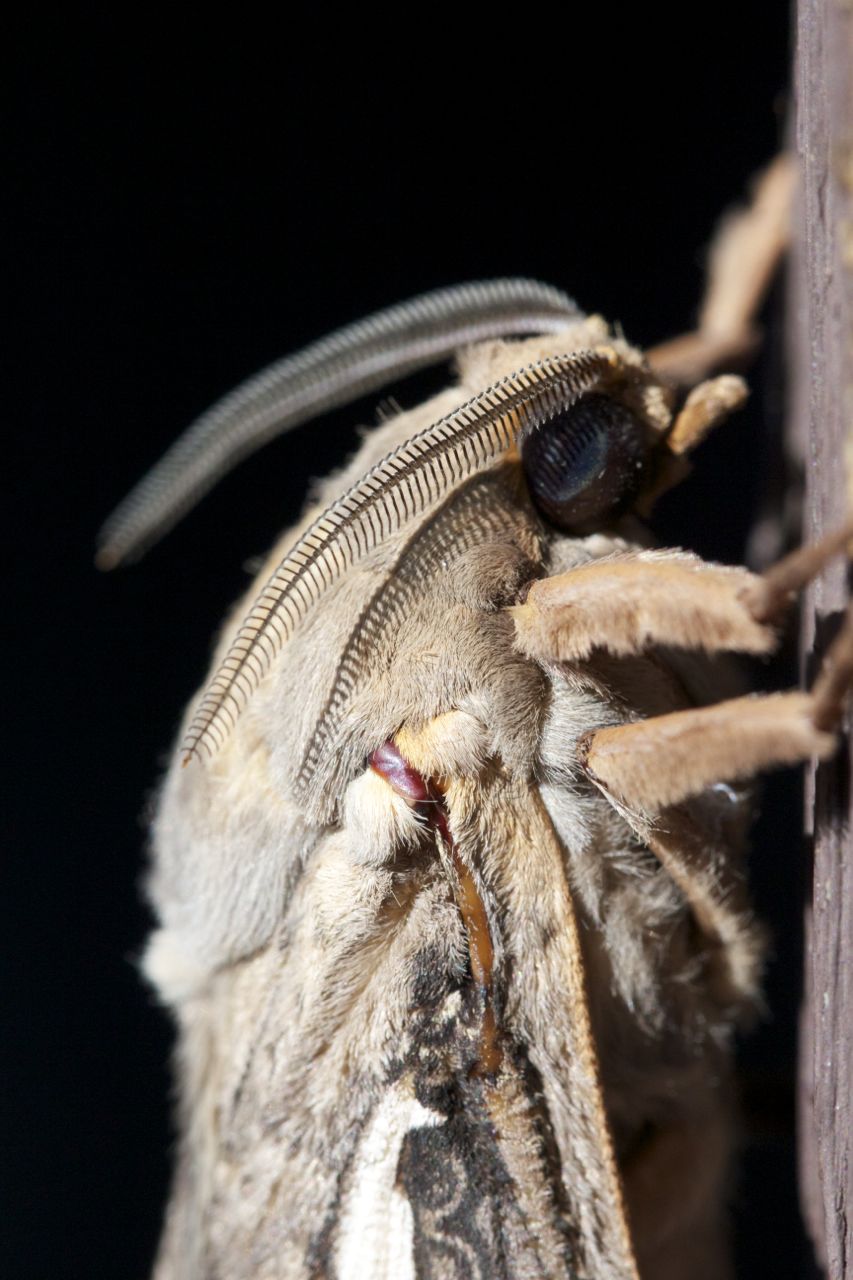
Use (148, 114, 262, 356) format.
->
(150, 759, 642, 1280)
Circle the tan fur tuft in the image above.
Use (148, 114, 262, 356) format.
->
(394, 711, 490, 781)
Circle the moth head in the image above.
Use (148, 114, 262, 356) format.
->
(96, 275, 747, 767)
(520, 391, 654, 533)
(518, 357, 748, 535)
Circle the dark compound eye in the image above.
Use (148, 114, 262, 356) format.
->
(521, 393, 650, 533)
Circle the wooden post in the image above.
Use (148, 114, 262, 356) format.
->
(794, 2, 853, 1275)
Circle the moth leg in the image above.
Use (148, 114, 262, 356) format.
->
(577, 596, 853, 813)
(575, 600, 853, 1003)
(646, 154, 794, 386)
(555, 569, 851, 1002)
(578, 721, 778, 1008)
(739, 514, 853, 622)
(578, 691, 835, 814)
(513, 554, 772, 664)
(513, 519, 853, 665)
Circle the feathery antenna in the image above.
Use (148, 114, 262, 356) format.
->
(182, 348, 616, 765)
(97, 279, 580, 568)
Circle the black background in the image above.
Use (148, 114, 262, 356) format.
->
(7, 10, 813, 1278)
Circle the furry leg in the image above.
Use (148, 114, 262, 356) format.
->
(577, 604, 853, 814)
(513, 521, 853, 666)
(577, 692, 835, 813)
(566, 568, 853, 999)
(512, 553, 774, 663)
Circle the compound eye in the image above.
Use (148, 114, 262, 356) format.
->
(521, 393, 650, 533)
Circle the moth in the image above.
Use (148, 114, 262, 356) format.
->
(101, 157, 853, 1279)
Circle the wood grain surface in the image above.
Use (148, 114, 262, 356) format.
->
(794, 3, 853, 1274)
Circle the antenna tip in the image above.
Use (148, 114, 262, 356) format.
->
(94, 544, 120, 572)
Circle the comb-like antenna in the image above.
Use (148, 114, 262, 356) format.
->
(183, 348, 616, 765)
(97, 279, 580, 568)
